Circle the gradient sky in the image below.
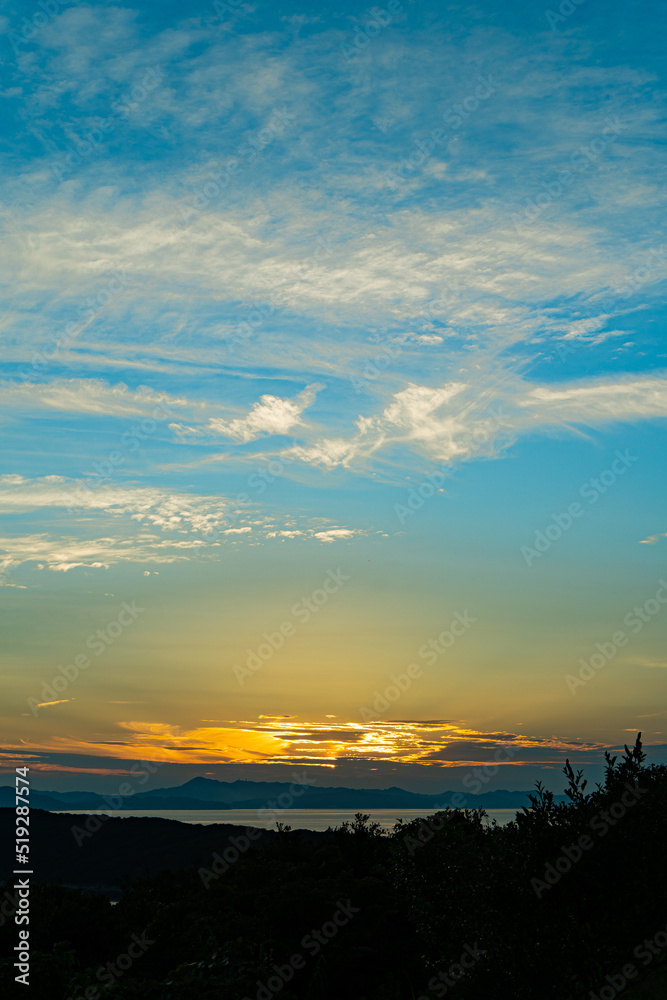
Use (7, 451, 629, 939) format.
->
(1, 0, 666, 795)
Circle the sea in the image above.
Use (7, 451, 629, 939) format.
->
(56, 807, 519, 831)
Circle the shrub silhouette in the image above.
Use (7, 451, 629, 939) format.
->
(1, 733, 665, 999)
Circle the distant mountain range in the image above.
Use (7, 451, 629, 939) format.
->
(0, 775, 562, 811)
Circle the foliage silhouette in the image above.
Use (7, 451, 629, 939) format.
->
(1, 734, 666, 999)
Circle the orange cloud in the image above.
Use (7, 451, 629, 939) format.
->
(8, 718, 602, 769)
(115, 722, 291, 763)
(246, 718, 601, 766)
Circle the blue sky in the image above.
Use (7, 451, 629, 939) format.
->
(1, 0, 666, 792)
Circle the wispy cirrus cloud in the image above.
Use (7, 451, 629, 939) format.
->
(0, 379, 189, 417)
(520, 377, 667, 422)
(284, 373, 667, 471)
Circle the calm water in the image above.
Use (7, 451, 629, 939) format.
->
(56, 807, 518, 830)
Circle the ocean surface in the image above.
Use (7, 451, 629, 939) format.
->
(56, 807, 519, 830)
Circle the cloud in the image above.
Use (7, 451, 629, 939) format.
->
(0, 476, 366, 577)
(520, 377, 667, 423)
(9, 722, 291, 765)
(0, 525, 364, 577)
(405, 332, 445, 345)
(313, 528, 358, 543)
(12, 717, 605, 769)
(0, 379, 189, 417)
(285, 373, 667, 472)
(557, 315, 627, 347)
(0, 378, 324, 451)
(639, 532, 667, 545)
(0, 533, 203, 575)
(0, 480, 296, 542)
(287, 437, 363, 471)
(0, 475, 240, 534)
(206, 383, 323, 442)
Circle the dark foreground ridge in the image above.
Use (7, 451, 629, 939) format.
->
(1, 735, 666, 999)
(0, 811, 318, 892)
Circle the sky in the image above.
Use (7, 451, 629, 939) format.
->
(1, 0, 666, 795)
